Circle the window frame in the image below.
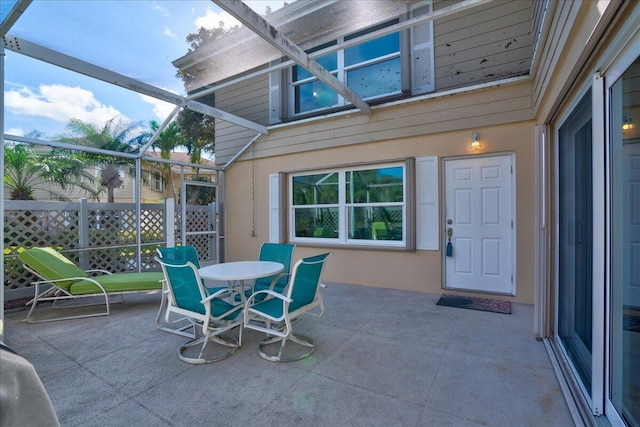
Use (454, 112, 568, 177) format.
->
(287, 20, 403, 117)
(288, 161, 411, 249)
(150, 172, 164, 193)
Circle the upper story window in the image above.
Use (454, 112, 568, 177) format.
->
(290, 25, 402, 115)
(270, 3, 434, 124)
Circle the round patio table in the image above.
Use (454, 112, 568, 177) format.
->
(198, 261, 284, 303)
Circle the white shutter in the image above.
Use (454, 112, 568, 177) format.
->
(268, 61, 282, 125)
(416, 156, 439, 250)
(268, 173, 280, 243)
(411, 2, 435, 95)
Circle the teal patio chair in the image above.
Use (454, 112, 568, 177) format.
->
(238, 243, 295, 303)
(243, 252, 331, 362)
(156, 257, 243, 364)
(155, 245, 202, 338)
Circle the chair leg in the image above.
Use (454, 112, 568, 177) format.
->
(178, 334, 238, 364)
(257, 333, 315, 362)
(155, 292, 196, 338)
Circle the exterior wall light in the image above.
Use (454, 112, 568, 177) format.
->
(622, 112, 633, 131)
(470, 132, 481, 149)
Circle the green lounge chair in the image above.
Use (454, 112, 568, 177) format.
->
(244, 252, 331, 362)
(18, 247, 163, 323)
(155, 257, 243, 364)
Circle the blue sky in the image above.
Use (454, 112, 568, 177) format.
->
(2, 0, 288, 138)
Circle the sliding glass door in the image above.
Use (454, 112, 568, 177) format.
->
(557, 89, 594, 396)
(610, 55, 640, 427)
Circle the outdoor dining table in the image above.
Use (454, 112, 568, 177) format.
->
(198, 261, 284, 303)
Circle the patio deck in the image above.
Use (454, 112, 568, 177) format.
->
(2, 282, 574, 426)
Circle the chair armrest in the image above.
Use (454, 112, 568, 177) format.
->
(268, 273, 291, 291)
(244, 289, 292, 308)
(201, 287, 234, 303)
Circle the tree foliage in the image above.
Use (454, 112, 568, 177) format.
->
(4, 143, 98, 201)
(176, 108, 215, 168)
(58, 117, 142, 202)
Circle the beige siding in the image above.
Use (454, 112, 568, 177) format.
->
(224, 118, 537, 304)
(214, 73, 270, 165)
(212, 1, 535, 164)
(433, 0, 533, 91)
(251, 79, 532, 159)
(531, 0, 626, 122)
(531, 0, 582, 118)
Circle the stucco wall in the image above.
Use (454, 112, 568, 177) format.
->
(224, 119, 536, 303)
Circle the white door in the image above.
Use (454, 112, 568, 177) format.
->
(444, 155, 515, 294)
(623, 141, 640, 306)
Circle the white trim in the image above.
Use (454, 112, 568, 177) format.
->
(591, 72, 605, 416)
(534, 124, 548, 338)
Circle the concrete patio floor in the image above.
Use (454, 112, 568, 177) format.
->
(2, 282, 574, 426)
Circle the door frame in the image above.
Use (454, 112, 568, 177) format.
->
(441, 152, 516, 295)
(180, 177, 220, 267)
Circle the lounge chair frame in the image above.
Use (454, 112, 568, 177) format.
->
(18, 247, 163, 323)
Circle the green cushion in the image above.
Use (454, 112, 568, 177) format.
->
(19, 248, 88, 291)
(19, 247, 163, 295)
(70, 272, 163, 295)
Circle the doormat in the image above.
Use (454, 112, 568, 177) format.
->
(436, 294, 511, 315)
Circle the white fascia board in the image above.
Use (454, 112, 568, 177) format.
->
(212, 0, 372, 117)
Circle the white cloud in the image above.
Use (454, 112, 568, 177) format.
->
(152, 2, 171, 18)
(195, 7, 240, 30)
(5, 128, 26, 137)
(4, 84, 128, 129)
(139, 94, 176, 121)
(165, 26, 176, 38)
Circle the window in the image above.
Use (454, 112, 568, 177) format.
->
(151, 172, 163, 192)
(270, 4, 434, 123)
(290, 24, 402, 115)
(289, 163, 407, 247)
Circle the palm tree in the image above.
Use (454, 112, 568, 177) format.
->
(176, 108, 215, 176)
(147, 120, 183, 200)
(4, 142, 99, 200)
(59, 118, 142, 202)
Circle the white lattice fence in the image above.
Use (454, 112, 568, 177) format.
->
(4, 199, 216, 297)
(4, 200, 166, 295)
